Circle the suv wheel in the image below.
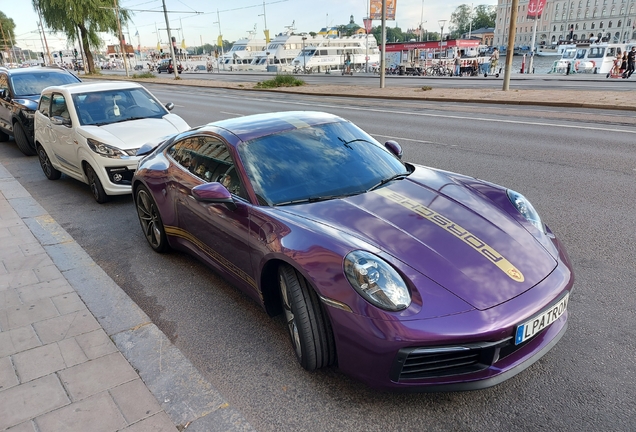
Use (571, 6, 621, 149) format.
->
(14, 122, 36, 156)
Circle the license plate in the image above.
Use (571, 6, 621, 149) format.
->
(515, 293, 570, 345)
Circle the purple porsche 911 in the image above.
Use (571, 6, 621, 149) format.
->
(132, 111, 574, 391)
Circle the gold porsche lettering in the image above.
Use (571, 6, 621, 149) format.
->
(375, 188, 524, 282)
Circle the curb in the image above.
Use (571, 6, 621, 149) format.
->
(0, 162, 254, 432)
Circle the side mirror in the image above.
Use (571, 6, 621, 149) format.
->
(0, 89, 8, 100)
(165, 102, 174, 111)
(384, 140, 403, 159)
(191, 182, 237, 210)
(51, 116, 72, 127)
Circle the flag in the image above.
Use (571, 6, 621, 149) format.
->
(157, 42, 161, 51)
(527, 0, 547, 19)
(181, 39, 186, 49)
(363, 18, 372, 33)
(134, 30, 139, 37)
(264, 29, 270, 44)
(217, 35, 223, 46)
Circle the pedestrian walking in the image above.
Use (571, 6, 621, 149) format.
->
(626, 46, 636, 79)
(454, 52, 462, 77)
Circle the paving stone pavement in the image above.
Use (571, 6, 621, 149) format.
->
(0, 162, 253, 431)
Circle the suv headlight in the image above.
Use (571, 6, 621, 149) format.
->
(87, 138, 128, 159)
(344, 250, 411, 312)
(507, 189, 544, 233)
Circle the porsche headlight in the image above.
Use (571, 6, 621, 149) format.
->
(344, 250, 410, 311)
(87, 138, 128, 159)
(507, 189, 544, 233)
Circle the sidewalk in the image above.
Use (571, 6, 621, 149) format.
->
(0, 162, 253, 431)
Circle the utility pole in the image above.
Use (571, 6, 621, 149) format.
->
(502, 0, 519, 90)
(162, 0, 180, 79)
(113, 0, 129, 76)
(380, 0, 387, 88)
(36, 5, 53, 66)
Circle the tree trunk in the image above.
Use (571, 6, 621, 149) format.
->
(78, 24, 95, 74)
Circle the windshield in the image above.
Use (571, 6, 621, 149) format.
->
(238, 120, 409, 206)
(71, 87, 168, 126)
(10, 71, 78, 97)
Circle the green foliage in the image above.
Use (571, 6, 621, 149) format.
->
(449, 4, 496, 39)
(33, 0, 131, 73)
(0, 11, 16, 48)
(255, 73, 305, 89)
(421, 86, 433, 91)
(132, 72, 155, 79)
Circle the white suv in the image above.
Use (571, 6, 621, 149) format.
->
(34, 81, 190, 203)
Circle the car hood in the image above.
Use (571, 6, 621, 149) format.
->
(78, 114, 189, 150)
(278, 167, 557, 311)
(13, 95, 39, 111)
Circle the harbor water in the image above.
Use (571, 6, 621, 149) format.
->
(500, 55, 557, 74)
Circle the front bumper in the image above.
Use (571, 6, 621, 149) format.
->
(328, 255, 574, 391)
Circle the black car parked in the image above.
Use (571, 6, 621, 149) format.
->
(0, 66, 80, 156)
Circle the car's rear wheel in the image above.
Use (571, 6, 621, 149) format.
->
(85, 164, 108, 203)
(37, 145, 61, 180)
(135, 185, 170, 253)
(14, 122, 36, 156)
(278, 264, 336, 370)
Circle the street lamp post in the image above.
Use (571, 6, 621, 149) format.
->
(438, 19, 447, 58)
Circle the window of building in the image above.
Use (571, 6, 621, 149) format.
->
(591, 21, 596, 28)
(600, 20, 604, 27)
(583, 22, 587, 29)
(585, 8, 590, 16)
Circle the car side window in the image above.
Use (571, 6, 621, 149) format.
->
(38, 94, 52, 117)
(50, 93, 70, 120)
(168, 135, 248, 200)
(0, 74, 8, 95)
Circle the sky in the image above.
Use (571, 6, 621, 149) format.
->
(3, 0, 497, 52)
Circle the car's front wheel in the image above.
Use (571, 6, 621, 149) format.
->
(14, 122, 36, 156)
(278, 264, 336, 370)
(135, 185, 170, 253)
(37, 145, 61, 180)
(85, 164, 108, 203)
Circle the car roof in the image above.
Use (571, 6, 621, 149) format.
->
(0, 66, 77, 76)
(42, 80, 144, 94)
(206, 111, 344, 143)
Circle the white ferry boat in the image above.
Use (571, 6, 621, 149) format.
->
(245, 24, 313, 72)
(219, 27, 267, 70)
(291, 33, 380, 73)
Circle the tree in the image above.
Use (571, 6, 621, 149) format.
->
(471, 5, 496, 30)
(449, 4, 472, 39)
(32, 0, 130, 74)
(0, 11, 16, 61)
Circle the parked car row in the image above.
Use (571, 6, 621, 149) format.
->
(0, 68, 575, 391)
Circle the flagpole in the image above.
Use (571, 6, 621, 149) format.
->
(529, 16, 538, 73)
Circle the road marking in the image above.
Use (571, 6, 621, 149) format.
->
(220, 111, 244, 116)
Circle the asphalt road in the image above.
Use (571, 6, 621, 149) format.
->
(2, 86, 635, 431)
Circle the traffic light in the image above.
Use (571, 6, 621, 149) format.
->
(40, 52, 44, 60)
(73, 49, 78, 58)
(59, 51, 63, 59)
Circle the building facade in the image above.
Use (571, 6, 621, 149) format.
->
(494, 0, 636, 48)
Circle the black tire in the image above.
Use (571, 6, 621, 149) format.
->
(0, 129, 9, 142)
(278, 264, 336, 370)
(135, 185, 170, 253)
(85, 164, 109, 203)
(37, 145, 61, 180)
(14, 122, 36, 156)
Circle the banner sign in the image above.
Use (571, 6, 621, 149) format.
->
(370, 0, 397, 20)
(363, 18, 373, 33)
(527, 0, 547, 19)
